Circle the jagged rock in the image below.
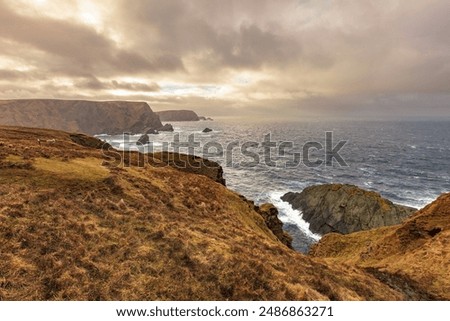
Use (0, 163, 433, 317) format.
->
(257, 203, 293, 249)
(0, 99, 163, 135)
(151, 152, 226, 186)
(237, 195, 292, 249)
(202, 128, 213, 133)
(69, 133, 110, 150)
(158, 124, 174, 132)
(282, 184, 416, 235)
(144, 124, 173, 134)
(145, 128, 159, 135)
(136, 134, 149, 145)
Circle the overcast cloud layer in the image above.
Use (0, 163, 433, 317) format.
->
(0, 0, 449, 119)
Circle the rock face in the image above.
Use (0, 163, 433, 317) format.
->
(136, 134, 150, 145)
(282, 184, 416, 235)
(151, 152, 226, 186)
(310, 193, 450, 300)
(145, 128, 159, 135)
(0, 99, 162, 135)
(256, 203, 293, 248)
(144, 123, 174, 134)
(158, 124, 174, 132)
(156, 110, 200, 121)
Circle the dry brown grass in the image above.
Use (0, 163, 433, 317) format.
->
(0, 125, 406, 300)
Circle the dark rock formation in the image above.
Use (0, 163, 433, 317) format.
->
(0, 99, 162, 135)
(69, 133, 111, 150)
(136, 134, 150, 145)
(257, 204, 293, 248)
(156, 110, 200, 121)
(144, 124, 174, 134)
(202, 128, 213, 133)
(237, 195, 293, 249)
(145, 128, 159, 135)
(282, 184, 416, 235)
(158, 124, 174, 132)
(151, 152, 226, 186)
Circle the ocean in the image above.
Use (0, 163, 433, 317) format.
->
(98, 120, 450, 252)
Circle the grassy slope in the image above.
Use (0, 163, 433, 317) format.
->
(311, 193, 450, 300)
(0, 126, 406, 300)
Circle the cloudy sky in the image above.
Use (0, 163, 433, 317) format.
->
(0, 0, 449, 119)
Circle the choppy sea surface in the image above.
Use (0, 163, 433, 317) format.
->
(98, 120, 450, 252)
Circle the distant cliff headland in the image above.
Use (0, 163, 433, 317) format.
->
(155, 110, 213, 122)
(156, 110, 199, 122)
(0, 100, 209, 135)
(0, 99, 164, 135)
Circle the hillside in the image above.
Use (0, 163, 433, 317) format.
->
(310, 193, 450, 300)
(156, 110, 200, 121)
(0, 125, 408, 301)
(0, 99, 162, 135)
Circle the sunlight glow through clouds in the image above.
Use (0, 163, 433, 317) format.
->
(0, 0, 449, 119)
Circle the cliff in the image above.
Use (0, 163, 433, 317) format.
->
(0, 99, 163, 135)
(0, 125, 408, 300)
(282, 184, 416, 235)
(310, 193, 450, 300)
(156, 110, 200, 121)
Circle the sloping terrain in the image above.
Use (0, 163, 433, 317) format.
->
(0, 99, 162, 135)
(0, 125, 406, 300)
(310, 193, 450, 300)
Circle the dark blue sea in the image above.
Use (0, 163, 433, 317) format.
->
(98, 120, 450, 252)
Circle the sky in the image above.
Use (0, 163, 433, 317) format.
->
(0, 0, 449, 120)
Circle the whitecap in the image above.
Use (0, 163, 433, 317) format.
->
(268, 191, 321, 241)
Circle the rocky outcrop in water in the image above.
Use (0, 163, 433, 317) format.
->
(137, 134, 150, 145)
(202, 128, 213, 133)
(282, 184, 416, 235)
(0, 99, 163, 135)
(158, 124, 174, 132)
(156, 110, 200, 121)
